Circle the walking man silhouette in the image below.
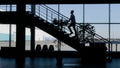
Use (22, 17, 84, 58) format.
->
(68, 10, 77, 36)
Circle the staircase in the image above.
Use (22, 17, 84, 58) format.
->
(0, 4, 110, 52)
(26, 4, 111, 53)
(26, 13, 83, 52)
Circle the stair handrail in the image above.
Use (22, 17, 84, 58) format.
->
(41, 4, 69, 19)
(76, 23, 112, 44)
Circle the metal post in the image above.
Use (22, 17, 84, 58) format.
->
(6, 4, 7, 11)
(58, 4, 61, 51)
(108, 3, 111, 59)
(51, 13, 53, 21)
(46, 8, 48, 22)
(9, 23, 12, 47)
(9, 4, 12, 47)
(83, 4, 85, 45)
(16, 2, 26, 56)
(56, 4, 63, 66)
(39, 5, 40, 17)
(31, 4, 35, 14)
(10, 4, 12, 11)
(111, 43, 112, 52)
(116, 44, 117, 52)
(31, 4, 35, 53)
(31, 26, 35, 53)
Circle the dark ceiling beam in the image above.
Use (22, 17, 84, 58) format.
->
(0, 0, 120, 4)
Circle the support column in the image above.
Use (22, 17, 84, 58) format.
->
(16, 2, 26, 67)
(16, 25, 25, 53)
(31, 4, 35, 54)
(16, 2, 26, 56)
(31, 26, 35, 53)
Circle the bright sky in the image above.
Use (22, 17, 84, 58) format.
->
(0, 4, 120, 41)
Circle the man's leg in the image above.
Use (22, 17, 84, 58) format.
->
(73, 24, 77, 36)
(68, 24, 73, 34)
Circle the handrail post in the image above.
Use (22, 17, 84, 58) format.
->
(76, 24, 79, 39)
(116, 44, 118, 52)
(39, 4, 40, 17)
(31, 4, 35, 14)
(51, 13, 53, 22)
(9, 4, 12, 47)
(10, 4, 12, 11)
(46, 8, 48, 22)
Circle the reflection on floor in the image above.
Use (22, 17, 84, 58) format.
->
(0, 57, 120, 68)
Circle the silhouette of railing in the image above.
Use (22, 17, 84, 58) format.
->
(0, 5, 16, 11)
(76, 23, 111, 44)
(26, 4, 71, 34)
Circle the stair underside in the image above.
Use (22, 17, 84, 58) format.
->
(0, 12, 83, 52)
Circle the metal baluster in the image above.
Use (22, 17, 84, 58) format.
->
(46, 8, 48, 22)
(51, 13, 53, 23)
(116, 44, 118, 52)
(39, 5, 40, 17)
(9, 4, 12, 47)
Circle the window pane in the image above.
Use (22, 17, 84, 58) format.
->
(92, 24, 108, 38)
(85, 4, 109, 23)
(111, 4, 120, 23)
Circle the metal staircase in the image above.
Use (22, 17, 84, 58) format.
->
(26, 4, 111, 52)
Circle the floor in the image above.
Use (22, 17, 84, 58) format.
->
(0, 57, 120, 68)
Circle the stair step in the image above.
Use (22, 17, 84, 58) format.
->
(64, 34, 70, 37)
(26, 11, 32, 14)
(34, 16, 39, 19)
(60, 31, 67, 34)
(28, 13, 34, 16)
(48, 24, 54, 27)
(34, 15, 38, 17)
(39, 18, 44, 22)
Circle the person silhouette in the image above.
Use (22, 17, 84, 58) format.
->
(68, 10, 77, 36)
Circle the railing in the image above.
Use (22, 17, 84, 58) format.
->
(26, 4, 71, 34)
(0, 5, 16, 12)
(26, 4, 69, 23)
(76, 23, 112, 44)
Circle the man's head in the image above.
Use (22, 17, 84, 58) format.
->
(71, 10, 74, 14)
